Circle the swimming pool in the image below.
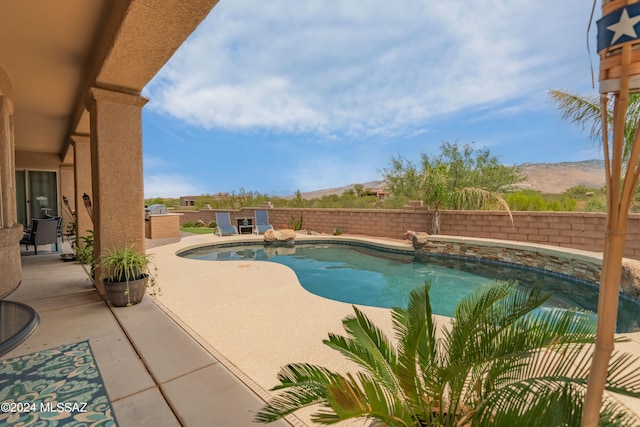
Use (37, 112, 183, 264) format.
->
(180, 241, 640, 333)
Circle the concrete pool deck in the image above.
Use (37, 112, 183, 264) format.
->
(149, 232, 640, 425)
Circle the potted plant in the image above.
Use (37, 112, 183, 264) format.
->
(99, 246, 158, 307)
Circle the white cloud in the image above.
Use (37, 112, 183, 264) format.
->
(146, 0, 591, 139)
(144, 174, 205, 198)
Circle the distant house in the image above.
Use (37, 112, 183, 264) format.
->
(180, 196, 198, 207)
(364, 187, 387, 200)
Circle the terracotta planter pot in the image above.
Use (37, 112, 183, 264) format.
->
(103, 274, 148, 307)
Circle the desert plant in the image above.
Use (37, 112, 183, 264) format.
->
(74, 231, 94, 265)
(256, 282, 640, 426)
(288, 215, 303, 231)
(69, 230, 95, 284)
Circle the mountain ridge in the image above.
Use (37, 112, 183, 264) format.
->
(293, 160, 605, 199)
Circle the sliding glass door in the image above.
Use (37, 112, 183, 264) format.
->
(15, 170, 58, 226)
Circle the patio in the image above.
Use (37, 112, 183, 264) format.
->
(3, 239, 294, 426)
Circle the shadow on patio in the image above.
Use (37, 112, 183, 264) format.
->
(2, 240, 293, 426)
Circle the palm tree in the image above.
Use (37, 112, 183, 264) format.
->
(549, 89, 640, 159)
(383, 143, 517, 234)
(256, 282, 640, 426)
(353, 184, 365, 197)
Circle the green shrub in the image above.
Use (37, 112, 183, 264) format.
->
(507, 190, 576, 211)
(585, 198, 607, 212)
(563, 185, 592, 198)
(506, 190, 548, 211)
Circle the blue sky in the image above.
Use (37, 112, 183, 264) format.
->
(141, 0, 599, 198)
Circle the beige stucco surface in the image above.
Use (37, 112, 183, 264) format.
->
(0, 224, 22, 297)
(150, 233, 640, 424)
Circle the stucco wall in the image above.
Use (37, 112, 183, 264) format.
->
(15, 151, 61, 170)
(176, 207, 640, 260)
(0, 224, 23, 298)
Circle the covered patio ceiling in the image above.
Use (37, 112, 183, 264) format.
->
(0, 0, 217, 163)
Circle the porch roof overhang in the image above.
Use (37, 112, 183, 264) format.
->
(0, 0, 218, 165)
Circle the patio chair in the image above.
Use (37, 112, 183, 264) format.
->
(214, 212, 239, 237)
(254, 210, 274, 235)
(20, 218, 59, 255)
(44, 214, 64, 243)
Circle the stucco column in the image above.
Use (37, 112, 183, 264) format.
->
(0, 95, 16, 228)
(71, 135, 93, 241)
(0, 66, 21, 298)
(59, 165, 74, 229)
(86, 87, 148, 296)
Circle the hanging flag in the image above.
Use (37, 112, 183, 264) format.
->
(597, 3, 640, 51)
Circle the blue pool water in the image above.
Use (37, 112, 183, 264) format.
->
(180, 242, 640, 333)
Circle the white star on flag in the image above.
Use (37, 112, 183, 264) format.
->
(607, 8, 640, 44)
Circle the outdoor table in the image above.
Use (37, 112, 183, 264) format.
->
(0, 300, 39, 357)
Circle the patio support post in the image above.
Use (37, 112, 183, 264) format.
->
(86, 87, 148, 296)
(0, 65, 22, 298)
(71, 134, 93, 242)
(59, 165, 75, 228)
(0, 94, 16, 228)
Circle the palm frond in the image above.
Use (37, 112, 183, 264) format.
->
(449, 281, 548, 342)
(549, 89, 604, 142)
(324, 306, 401, 393)
(474, 381, 639, 427)
(455, 186, 514, 228)
(623, 93, 640, 159)
(550, 89, 640, 161)
(317, 372, 415, 426)
(604, 350, 640, 397)
(392, 284, 440, 415)
(255, 363, 343, 422)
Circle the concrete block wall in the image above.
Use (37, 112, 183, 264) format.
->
(175, 207, 640, 260)
(178, 205, 432, 239)
(438, 211, 640, 259)
(266, 206, 431, 238)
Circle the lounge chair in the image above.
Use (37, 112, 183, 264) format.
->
(214, 212, 239, 237)
(20, 218, 59, 255)
(254, 210, 274, 235)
